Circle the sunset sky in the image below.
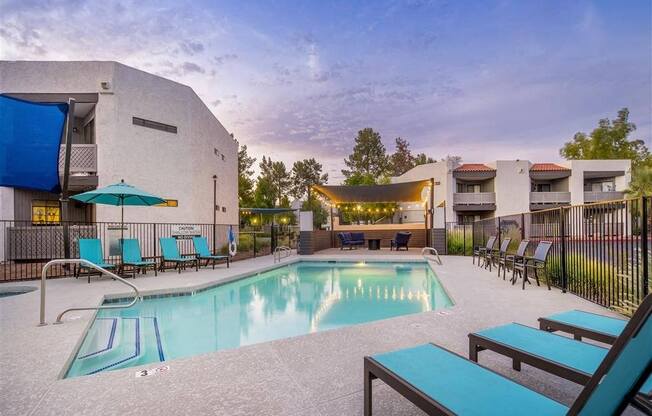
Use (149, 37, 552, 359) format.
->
(2, 0, 650, 182)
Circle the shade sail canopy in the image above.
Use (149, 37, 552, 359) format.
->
(240, 207, 297, 215)
(313, 180, 432, 203)
(0, 95, 68, 192)
(70, 180, 166, 206)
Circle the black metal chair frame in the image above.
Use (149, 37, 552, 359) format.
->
(498, 239, 529, 280)
(512, 240, 552, 290)
(486, 238, 511, 273)
(473, 236, 496, 268)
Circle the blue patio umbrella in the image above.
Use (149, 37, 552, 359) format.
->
(71, 180, 166, 249)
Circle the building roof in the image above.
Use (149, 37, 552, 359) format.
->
(530, 163, 570, 172)
(453, 164, 495, 172)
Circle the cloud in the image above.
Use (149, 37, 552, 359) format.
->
(213, 53, 238, 65)
(179, 40, 204, 55)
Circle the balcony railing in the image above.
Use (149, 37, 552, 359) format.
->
(453, 192, 496, 205)
(584, 191, 625, 203)
(530, 192, 571, 204)
(58, 144, 97, 175)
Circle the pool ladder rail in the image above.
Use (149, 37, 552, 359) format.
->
(39, 259, 141, 326)
(421, 247, 442, 265)
(273, 246, 292, 263)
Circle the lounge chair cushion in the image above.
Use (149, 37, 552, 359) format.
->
(372, 344, 568, 415)
(123, 260, 156, 266)
(544, 310, 627, 338)
(81, 262, 115, 269)
(198, 254, 228, 260)
(475, 323, 608, 375)
(165, 256, 196, 263)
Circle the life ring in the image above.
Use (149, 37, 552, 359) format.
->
(228, 240, 237, 257)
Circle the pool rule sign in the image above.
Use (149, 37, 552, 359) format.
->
(171, 225, 201, 239)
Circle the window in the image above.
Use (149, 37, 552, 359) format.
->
(585, 179, 616, 192)
(156, 199, 178, 207)
(132, 117, 177, 134)
(533, 183, 551, 192)
(32, 200, 60, 225)
(221, 206, 226, 212)
(457, 183, 481, 193)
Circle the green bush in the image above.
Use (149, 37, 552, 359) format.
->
(447, 230, 473, 255)
(219, 233, 271, 255)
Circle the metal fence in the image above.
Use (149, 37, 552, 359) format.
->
(448, 197, 651, 314)
(0, 220, 298, 282)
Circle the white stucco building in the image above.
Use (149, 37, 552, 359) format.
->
(0, 61, 238, 226)
(392, 159, 632, 224)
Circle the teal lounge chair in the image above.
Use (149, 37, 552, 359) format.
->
(192, 237, 229, 269)
(468, 310, 651, 413)
(159, 237, 198, 273)
(365, 294, 652, 415)
(77, 238, 116, 283)
(121, 239, 157, 278)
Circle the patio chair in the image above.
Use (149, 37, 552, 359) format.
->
(350, 232, 365, 248)
(512, 240, 552, 290)
(77, 238, 116, 283)
(498, 239, 529, 280)
(121, 238, 157, 278)
(192, 236, 230, 269)
(538, 309, 651, 412)
(337, 232, 354, 250)
(364, 294, 652, 415)
(159, 237, 199, 273)
(487, 237, 511, 273)
(472, 236, 496, 267)
(390, 232, 411, 251)
(468, 295, 652, 414)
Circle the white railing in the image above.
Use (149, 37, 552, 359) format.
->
(39, 259, 140, 326)
(453, 192, 495, 205)
(584, 191, 625, 203)
(421, 247, 442, 265)
(274, 246, 292, 263)
(59, 144, 97, 174)
(530, 192, 571, 204)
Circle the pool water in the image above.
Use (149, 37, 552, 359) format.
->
(65, 261, 452, 378)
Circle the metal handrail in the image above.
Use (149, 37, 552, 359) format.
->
(274, 246, 292, 263)
(39, 259, 140, 326)
(421, 247, 442, 265)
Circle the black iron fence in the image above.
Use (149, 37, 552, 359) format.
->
(446, 197, 651, 314)
(0, 220, 298, 282)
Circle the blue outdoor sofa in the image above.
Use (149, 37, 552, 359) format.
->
(337, 232, 365, 250)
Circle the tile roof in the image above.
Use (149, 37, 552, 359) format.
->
(530, 163, 570, 172)
(454, 163, 495, 172)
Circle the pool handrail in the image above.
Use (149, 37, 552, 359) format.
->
(274, 246, 292, 263)
(39, 259, 140, 326)
(421, 247, 442, 265)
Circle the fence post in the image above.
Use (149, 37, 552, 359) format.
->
(642, 196, 649, 296)
(559, 207, 567, 293)
(497, 217, 501, 248)
(253, 232, 257, 258)
(153, 223, 157, 260)
(520, 213, 525, 240)
(463, 222, 466, 256)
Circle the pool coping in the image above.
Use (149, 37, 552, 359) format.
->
(60, 256, 444, 379)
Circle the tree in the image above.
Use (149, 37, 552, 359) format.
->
(560, 108, 651, 169)
(342, 128, 389, 184)
(414, 153, 436, 166)
(626, 166, 652, 197)
(257, 156, 291, 206)
(290, 158, 328, 200)
(238, 145, 256, 207)
(301, 198, 329, 229)
(389, 137, 415, 176)
(441, 154, 462, 166)
(253, 176, 275, 208)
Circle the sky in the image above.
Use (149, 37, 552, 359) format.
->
(1, 0, 651, 183)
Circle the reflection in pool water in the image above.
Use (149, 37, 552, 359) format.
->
(66, 261, 452, 378)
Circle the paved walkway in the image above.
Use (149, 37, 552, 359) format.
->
(0, 253, 641, 415)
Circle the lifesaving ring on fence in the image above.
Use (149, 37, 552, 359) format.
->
(228, 241, 237, 257)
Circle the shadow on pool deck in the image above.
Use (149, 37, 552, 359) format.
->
(0, 254, 644, 415)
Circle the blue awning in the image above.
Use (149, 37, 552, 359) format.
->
(0, 95, 68, 192)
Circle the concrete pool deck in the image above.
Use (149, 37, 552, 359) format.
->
(0, 251, 643, 415)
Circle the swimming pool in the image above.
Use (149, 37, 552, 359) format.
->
(65, 261, 452, 378)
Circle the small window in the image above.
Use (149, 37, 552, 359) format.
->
(32, 200, 60, 225)
(222, 207, 226, 212)
(221, 154, 225, 161)
(156, 199, 178, 207)
(133, 117, 177, 134)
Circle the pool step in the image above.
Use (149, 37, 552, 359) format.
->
(67, 317, 165, 377)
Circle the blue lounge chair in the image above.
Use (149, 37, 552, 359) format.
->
(159, 237, 198, 273)
(121, 238, 157, 278)
(192, 236, 229, 269)
(469, 311, 651, 413)
(337, 232, 364, 249)
(77, 238, 116, 283)
(390, 232, 411, 251)
(538, 309, 651, 412)
(365, 294, 652, 415)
